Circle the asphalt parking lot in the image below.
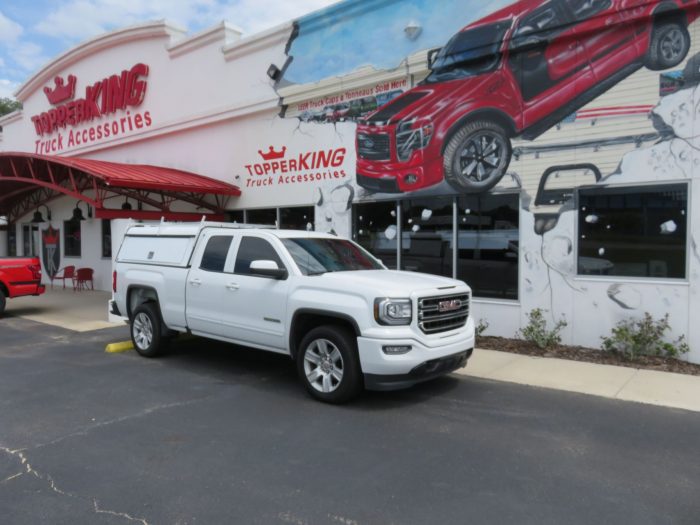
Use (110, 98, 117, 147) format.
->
(1, 315, 699, 525)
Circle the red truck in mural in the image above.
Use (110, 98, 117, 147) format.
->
(356, 0, 699, 193)
(0, 256, 45, 315)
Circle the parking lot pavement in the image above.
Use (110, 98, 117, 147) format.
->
(1, 317, 700, 525)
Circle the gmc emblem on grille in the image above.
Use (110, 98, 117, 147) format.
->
(438, 299, 461, 312)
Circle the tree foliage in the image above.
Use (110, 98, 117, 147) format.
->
(0, 97, 22, 118)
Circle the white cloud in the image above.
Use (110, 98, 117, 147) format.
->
(220, 0, 340, 34)
(0, 78, 20, 98)
(33, 0, 339, 41)
(12, 42, 48, 72)
(0, 10, 23, 43)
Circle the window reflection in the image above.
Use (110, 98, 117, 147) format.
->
(401, 196, 454, 278)
(353, 201, 398, 269)
(457, 193, 519, 300)
(578, 184, 687, 278)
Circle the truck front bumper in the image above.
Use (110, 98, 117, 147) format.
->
(357, 330, 475, 391)
(364, 349, 473, 391)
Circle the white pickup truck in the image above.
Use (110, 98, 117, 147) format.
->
(111, 222, 474, 403)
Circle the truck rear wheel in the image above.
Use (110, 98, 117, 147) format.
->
(297, 325, 362, 403)
(130, 303, 165, 358)
(0, 288, 6, 316)
(645, 21, 690, 71)
(443, 120, 511, 193)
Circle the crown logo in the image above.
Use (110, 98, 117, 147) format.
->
(42, 226, 59, 245)
(43, 75, 77, 105)
(258, 145, 286, 161)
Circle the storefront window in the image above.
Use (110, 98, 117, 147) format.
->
(64, 220, 81, 257)
(401, 196, 454, 278)
(578, 184, 687, 278)
(246, 208, 277, 226)
(8, 226, 17, 256)
(280, 206, 314, 230)
(457, 193, 519, 300)
(102, 219, 112, 258)
(353, 201, 398, 269)
(226, 210, 245, 224)
(22, 224, 40, 256)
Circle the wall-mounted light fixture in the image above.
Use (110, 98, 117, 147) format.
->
(71, 201, 92, 223)
(31, 204, 52, 223)
(404, 21, 422, 41)
(267, 64, 282, 81)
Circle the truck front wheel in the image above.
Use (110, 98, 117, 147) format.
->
(130, 303, 164, 358)
(443, 120, 512, 193)
(297, 325, 362, 403)
(0, 288, 6, 316)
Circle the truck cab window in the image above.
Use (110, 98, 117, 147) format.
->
(234, 237, 284, 275)
(200, 235, 233, 272)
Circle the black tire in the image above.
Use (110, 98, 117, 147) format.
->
(0, 288, 6, 317)
(443, 120, 512, 193)
(645, 21, 691, 71)
(296, 325, 363, 404)
(130, 303, 165, 358)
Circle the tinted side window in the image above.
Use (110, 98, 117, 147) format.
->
(235, 237, 284, 275)
(565, 0, 611, 21)
(200, 236, 233, 272)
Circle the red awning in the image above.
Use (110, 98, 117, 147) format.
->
(0, 152, 241, 222)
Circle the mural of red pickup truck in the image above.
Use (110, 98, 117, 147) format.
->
(356, 0, 699, 194)
(0, 256, 45, 315)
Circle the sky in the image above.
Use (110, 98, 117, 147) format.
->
(0, 0, 340, 99)
(286, 0, 512, 84)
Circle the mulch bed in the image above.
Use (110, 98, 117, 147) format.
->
(478, 336, 700, 376)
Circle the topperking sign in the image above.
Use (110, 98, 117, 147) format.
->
(31, 63, 153, 154)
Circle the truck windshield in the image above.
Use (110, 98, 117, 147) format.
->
(282, 238, 383, 275)
(425, 22, 510, 83)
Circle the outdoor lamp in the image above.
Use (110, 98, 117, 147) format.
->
(71, 201, 92, 222)
(31, 204, 52, 223)
(121, 199, 133, 211)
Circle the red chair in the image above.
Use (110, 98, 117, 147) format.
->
(52, 265, 76, 289)
(74, 268, 94, 292)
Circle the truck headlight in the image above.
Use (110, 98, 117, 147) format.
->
(396, 119, 434, 161)
(374, 298, 412, 325)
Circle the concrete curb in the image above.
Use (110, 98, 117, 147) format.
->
(455, 348, 700, 413)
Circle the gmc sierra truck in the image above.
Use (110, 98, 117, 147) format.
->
(111, 222, 475, 403)
(0, 256, 46, 316)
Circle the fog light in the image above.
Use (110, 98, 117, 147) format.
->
(404, 174, 418, 185)
(382, 345, 412, 355)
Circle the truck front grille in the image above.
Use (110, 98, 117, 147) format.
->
(357, 133, 391, 161)
(418, 293, 470, 334)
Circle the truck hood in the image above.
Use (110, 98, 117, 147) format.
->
(309, 269, 469, 297)
(364, 74, 499, 125)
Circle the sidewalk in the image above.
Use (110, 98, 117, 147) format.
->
(7, 287, 119, 332)
(456, 349, 700, 413)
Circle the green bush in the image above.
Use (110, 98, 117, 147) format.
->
(518, 308, 567, 349)
(475, 318, 490, 338)
(601, 313, 689, 360)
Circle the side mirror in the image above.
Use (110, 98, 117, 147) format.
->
(250, 260, 287, 279)
(427, 47, 442, 69)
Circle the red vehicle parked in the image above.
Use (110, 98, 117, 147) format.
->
(356, 0, 699, 193)
(0, 256, 45, 315)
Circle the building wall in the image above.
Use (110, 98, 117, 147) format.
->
(1, 0, 699, 362)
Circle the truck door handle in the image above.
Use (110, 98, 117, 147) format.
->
(226, 283, 240, 291)
(189, 278, 202, 286)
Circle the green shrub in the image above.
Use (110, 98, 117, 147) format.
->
(601, 313, 689, 360)
(475, 318, 490, 338)
(518, 308, 567, 349)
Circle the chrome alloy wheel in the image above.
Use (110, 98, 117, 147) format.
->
(458, 132, 507, 183)
(303, 338, 344, 393)
(132, 312, 154, 350)
(660, 27, 685, 62)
